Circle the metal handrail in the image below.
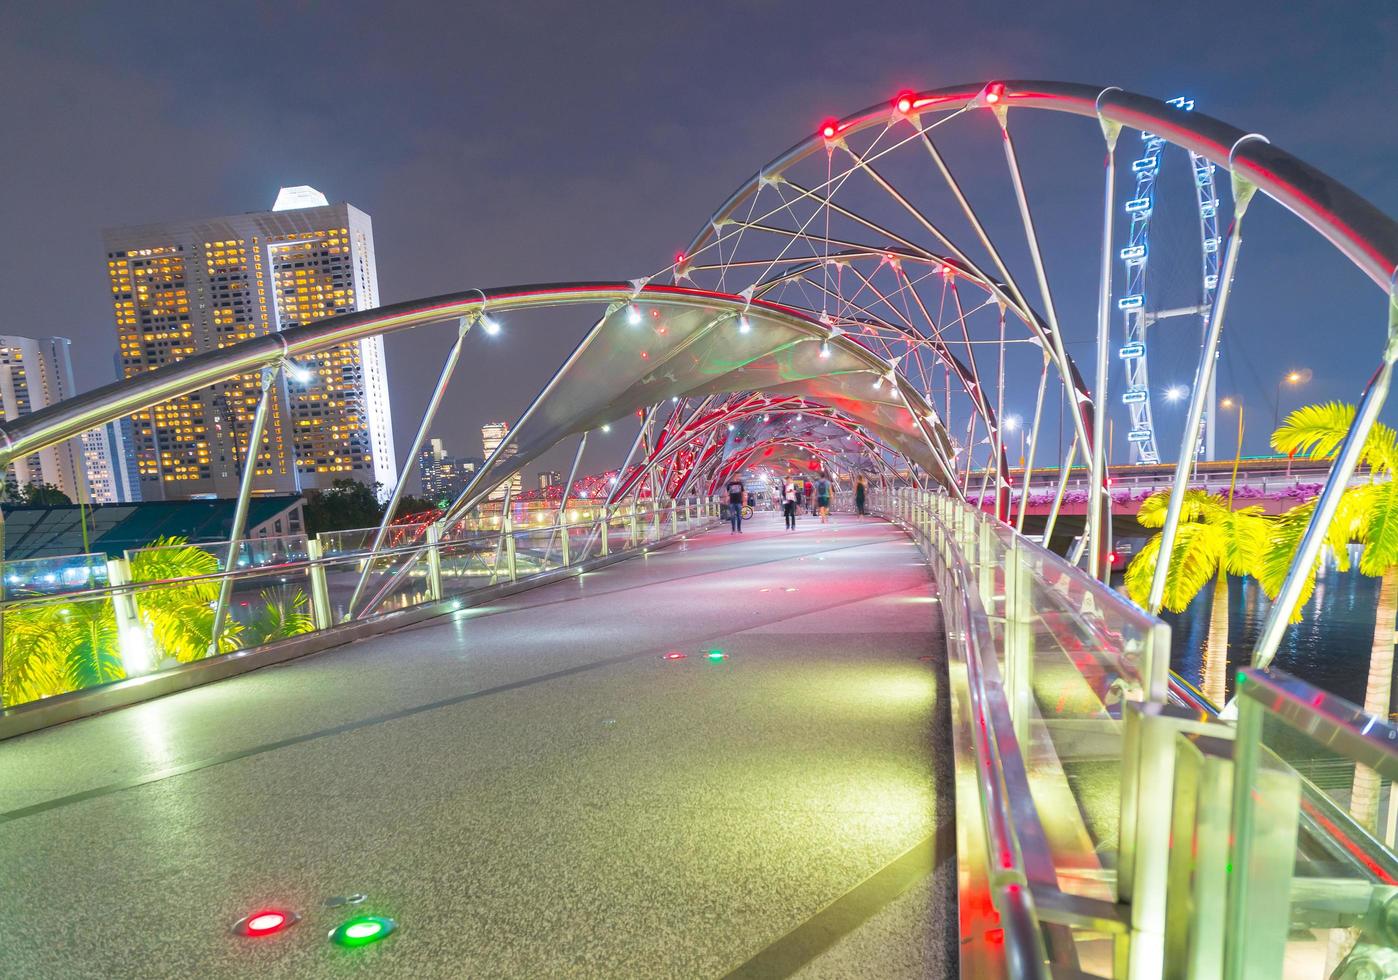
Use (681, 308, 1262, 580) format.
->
(884, 490, 1053, 976)
(0, 506, 705, 614)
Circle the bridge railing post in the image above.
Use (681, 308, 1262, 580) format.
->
(503, 512, 518, 583)
(598, 515, 610, 557)
(1003, 537, 1035, 744)
(560, 520, 571, 567)
(106, 556, 152, 678)
(425, 523, 444, 601)
(305, 539, 333, 630)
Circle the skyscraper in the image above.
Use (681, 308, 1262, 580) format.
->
(103, 187, 396, 501)
(418, 438, 481, 504)
(481, 422, 521, 502)
(0, 335, 88, 501)
(82, 420, 141, 504)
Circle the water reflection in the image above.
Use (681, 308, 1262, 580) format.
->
(1119, 560, 1387, 711)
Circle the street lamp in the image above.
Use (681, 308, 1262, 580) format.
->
(1002, 415, 1026, 469)
(1165, 384, 1188, 403)
(1274, 368, 1311, 430)
(1219, 397, 1246, 501)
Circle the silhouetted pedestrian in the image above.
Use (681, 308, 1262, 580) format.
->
(855, 475, 867, 516)
(726, 477, 746, 533)
(783, 478, 797, 530)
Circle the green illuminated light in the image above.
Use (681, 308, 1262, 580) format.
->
(330, 915, 395, 948)
(705, 650, 727, 662)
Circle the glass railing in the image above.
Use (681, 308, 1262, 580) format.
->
(0, 498, 719, 712)
(870, 486, 1398, 978)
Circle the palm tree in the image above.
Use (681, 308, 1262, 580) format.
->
(242, 587, 315, 648)
(1124, 490, 1270, 705)
(128, 535, 241, 662)
(2, 598, 122, 707)
(1268, 402, 1398, 829)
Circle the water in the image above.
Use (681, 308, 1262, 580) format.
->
(1139, 559, 1388, 711)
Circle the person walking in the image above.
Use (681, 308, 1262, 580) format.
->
(803, 478, 815, 516)
(782, 477, 798, 530)
(816, 472, 832, 524)
(726, 476, 746, 533)
(855, 475, 867, 517)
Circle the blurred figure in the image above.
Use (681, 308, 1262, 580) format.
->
(816, 472, 832, 524)
(726, 476, 746, 533)
(803, 477, 815, 516)
(782, 477, 798, 530)
(855, 475, 867, 516)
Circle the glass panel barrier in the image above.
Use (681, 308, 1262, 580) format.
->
(1229, 669, 1398, 979)
(1, 505, 718, 712)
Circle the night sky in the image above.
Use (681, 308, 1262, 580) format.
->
(2, 1, 1395, 481)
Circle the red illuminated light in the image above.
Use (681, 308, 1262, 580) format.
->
(820, 120, 838, 139)
(233, 908, 298, 937)
(1108, 552, 1119, 564)
(663, 651, 687, 661)
(984, 82, 1005, 105)
(894, 92, 915, 114)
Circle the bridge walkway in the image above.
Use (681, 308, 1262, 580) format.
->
(0, 513, 954, 978)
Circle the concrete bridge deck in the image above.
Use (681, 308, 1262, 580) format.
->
(0, 514, 954, 979)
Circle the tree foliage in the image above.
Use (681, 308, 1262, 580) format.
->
(1124, 490, 1269, 613)
(304, 479, 384, 534)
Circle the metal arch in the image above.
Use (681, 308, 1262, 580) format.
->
(744, 251, 1032, 510)
(684, 80, 1397, 292)
(0, 283, 953, 477)
(685, 157, 1100, 499)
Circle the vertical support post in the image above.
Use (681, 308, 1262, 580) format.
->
(425, 523, 443, 600)
(1015, 352, 1050, 533)
(107, 556, 152, 677)
(503, 508, 517, 583)
(305, 538, 333, 630)
(1224, 689, 1302, 979)
(560, 520, 571, 567)
(1148, 165, 1259, 613)
(1089, 101, 1122, 581)
(346, 318, 470, 618)
(209, 364, 278, 657)
(1042, 435, 1078, 550)
(1003, 537, 1034, 743)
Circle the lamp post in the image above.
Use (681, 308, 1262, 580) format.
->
(1274, 369, 1310, 475)
(1220, 398, 1245, 501)
(1273, 369, 1310, 430)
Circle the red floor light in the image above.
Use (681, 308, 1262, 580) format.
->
(233, 909, 299, 937)
(663, 651, 687, 661)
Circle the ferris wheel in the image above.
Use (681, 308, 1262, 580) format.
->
(1117, 96, 1223, 464)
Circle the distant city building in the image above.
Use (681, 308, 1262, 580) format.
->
(81, 420, 142, 503)
(418, 437, 480, 504)
(481, 422, 521, 501)
(103, 187, 396, 501)
(0, 335, 89, 502)
(538, 471, 563, 491)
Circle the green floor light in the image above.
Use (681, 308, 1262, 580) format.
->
(329, 914, 396, 948)
(705, 650, 727, 662)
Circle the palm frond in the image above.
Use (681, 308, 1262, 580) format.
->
(1358, 479, 1398, 575)
(1258, 500, 1324, 622)
(242, 588, 316, 648)
(1122, 522, 1221, 613)
(1136, 489, 1217, 529)
(1272, 402, 1398, 473)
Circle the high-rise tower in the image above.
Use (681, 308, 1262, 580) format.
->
(103, 187, 396, 500)
(0, 335, 88, 501)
